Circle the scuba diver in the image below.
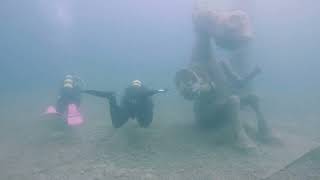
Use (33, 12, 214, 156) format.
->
(56, 74, 83, 114)
(44, 74, 85, 127)
(83, 80, 167, 128)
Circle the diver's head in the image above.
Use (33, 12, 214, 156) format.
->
(131, 80, 142, 88)
(64, 78, 74, 88)
(65, 74, 73, 79)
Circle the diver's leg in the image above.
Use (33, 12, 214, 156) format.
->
(242, 94, 271, 138)
(225, 95, 255, 147)
(56, 98, 67, 114)
(193, 97, 217, 128)
(137, 104, 154, 128)
(226, 95, 242, 139)
(70, 94, 81, 108)
(108, 95, 129, 128)
(74, 93, 81, 107)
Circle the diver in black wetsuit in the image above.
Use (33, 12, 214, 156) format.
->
(56, 75, 83, 114)
(83, 80, 167, 128)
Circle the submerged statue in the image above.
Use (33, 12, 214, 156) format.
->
(175, 3, 272, 147)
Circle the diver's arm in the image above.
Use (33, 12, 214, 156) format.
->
(196, 81, 216, 97)
(220, 61, 261, 88)
(82, 90, 115, 98)
(242, 66, 262, 84)
(220, 60, 242, 83)
(235, 66, 262, 88)
(144, 89, 168, 97)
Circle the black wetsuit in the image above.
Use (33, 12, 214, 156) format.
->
(84, 86, 161, 128)
(56, 86, 81, 114)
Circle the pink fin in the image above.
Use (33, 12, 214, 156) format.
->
(45, 106, 58, 115)
(67, 104, 84, 126)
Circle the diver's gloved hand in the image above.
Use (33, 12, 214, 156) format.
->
(236, 66, 262, 88)
(157, 89, 168, 93)
(146, 89, 168, 97)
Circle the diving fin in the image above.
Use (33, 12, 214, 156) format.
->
(67, 104, 83, 126)
(44, 106, 61, 115)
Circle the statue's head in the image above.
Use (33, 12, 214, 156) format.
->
(193, 8, 254, 50)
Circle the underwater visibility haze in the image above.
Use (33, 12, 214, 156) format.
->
(1, 0, 320, 179)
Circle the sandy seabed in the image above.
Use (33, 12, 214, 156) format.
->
(0, 90, 319, 180)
